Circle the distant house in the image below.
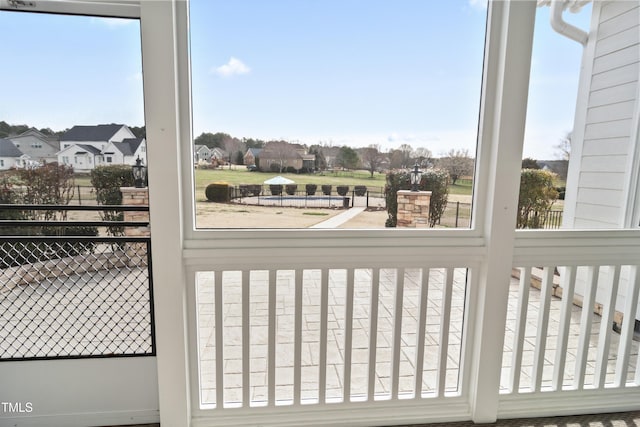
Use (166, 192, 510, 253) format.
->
(210, 147, 228, 163)
(57, 144, 102, 172)
(8, 128, 59, 165)
(194, 145, 212, 163)
(0, 138, 30, 170)
(244, 148, 262, 166)
(57, 124, 145, 171)
(257, 142, 315, 172)
(105, 138, 147, 166)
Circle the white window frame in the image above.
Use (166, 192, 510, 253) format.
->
(177, 0, 494, 249)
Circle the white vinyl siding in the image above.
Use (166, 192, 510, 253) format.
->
(568, 0, 639, 229)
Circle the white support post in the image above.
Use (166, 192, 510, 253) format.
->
(469, 0, 536, 422)
(140, 1, 190, 425)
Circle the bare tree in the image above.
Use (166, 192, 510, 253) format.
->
(264, 140, 292, 173)
(361, 144, 385, 177)
(437, 149, 474, 185)
(413, 147, 433, 167)
(555, 132, 571, 161)
(398, 144, 413, 168)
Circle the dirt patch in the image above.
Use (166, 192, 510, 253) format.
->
(195, 202, 345, 228)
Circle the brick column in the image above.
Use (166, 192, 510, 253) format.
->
(120, 187, 150, 266)
(397, 190, 432, 228)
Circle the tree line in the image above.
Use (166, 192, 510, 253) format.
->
(194, 131, 475, 182)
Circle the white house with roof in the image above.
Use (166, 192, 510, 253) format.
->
(103, 137, 147, 166)
(56, 144, 102, 172)
(194, 144, 211, 163)
(0, 138, 30, 170)
(57, 124, 146, 170)
(7, 128, 60, 165)
(556, 0, 640, 330)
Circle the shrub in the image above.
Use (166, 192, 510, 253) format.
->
(336, 185, 349, 196)
(305, 184, 317, 195)
(250, 184, 262, 196)
(385, 168, 450, 227)
(205, 182, 231, 202)
(321, 184, 332, 195)
(518, 169, 559, 229)
(239, 185, 250, 197)
(285, 184, 297, 195)
(354, 185, 367, 196)
(90, 165, 136, 236)
(269, 184, 283, 195)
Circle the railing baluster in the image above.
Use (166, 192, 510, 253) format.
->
(574, 265, 599, 390)
(532, 266, 554, 392)
(368, 268, 380, 401)
(594, 265, 621, 389)
(614, 266, 639, 387)
(343, 268, 355, 401)
(214, 270, 224, 409)
(552, 265, 576, 391)
(294, 269, 303, 404)
(391, 268, 405, 399)
(319, 268, 329, 404)
(414, 267, 430, 399)
(510, 267, 531, 393)
(268, 269, 277, 405)
(242, 270, 250, 406)
(437, 268, 454, 396)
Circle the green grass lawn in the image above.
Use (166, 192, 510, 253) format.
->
(194, 168, 388, 200)
(447, 179, 473, 196)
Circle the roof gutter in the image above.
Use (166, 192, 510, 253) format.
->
(549, 0, 589, 46)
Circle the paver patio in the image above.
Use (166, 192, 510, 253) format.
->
(195, 269, 639, 407)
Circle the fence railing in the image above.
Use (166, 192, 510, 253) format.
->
(185, 230, 640, 425)
(0, 204, 155, 361)
(229, 186, 386, 209)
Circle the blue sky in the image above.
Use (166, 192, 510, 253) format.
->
(0, 0, 591, 159)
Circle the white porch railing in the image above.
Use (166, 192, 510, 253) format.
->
(184, 231, 640, 426)
(500, 231, 640, 417)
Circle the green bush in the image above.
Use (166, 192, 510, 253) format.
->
(305, 184, 317, 196)
(518, 169, 559, 229)
(250, 184, 262, 196)
(354, 185, 367, 196)
(285, 184, 297, 195)
(239, 185, 250, 197)
(385, 168, 450, 227)
(321, 184, 332, 195)
(90, 165, 136, 236)
(336, 185, 349, 196)
(269, 184, 283, 196)
(205, 182, 231, 202)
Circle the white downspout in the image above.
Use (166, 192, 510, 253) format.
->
(550, 0, 589, 45)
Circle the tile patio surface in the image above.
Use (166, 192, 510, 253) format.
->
(195, 269, 639, 407)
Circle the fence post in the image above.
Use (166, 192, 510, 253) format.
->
(455, 201, 460, 228)
(366, 191, 369, 208)
(77, 185, 82, 205)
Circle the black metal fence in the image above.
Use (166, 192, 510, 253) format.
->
(0, 205, 155, 361)
(230, 186, 387, 209)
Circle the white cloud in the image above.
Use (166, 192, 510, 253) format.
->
(212, 57, 251, 77)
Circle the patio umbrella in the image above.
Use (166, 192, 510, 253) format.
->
(263, 176, 295, 185)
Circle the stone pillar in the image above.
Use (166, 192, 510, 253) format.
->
(120, 187, 150, 266)
(397, 190, 432, 228)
